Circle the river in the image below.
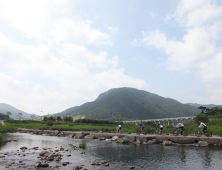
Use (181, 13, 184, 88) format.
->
(0, 133, 222, 170)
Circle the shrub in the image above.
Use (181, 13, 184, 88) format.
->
(46, 121, 54, 126)
(79, 141, 86, 149)
(194, 113, 209, 124)
(0, 133, 6, 144)
(69, 123, 74, 126)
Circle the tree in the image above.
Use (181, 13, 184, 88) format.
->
(63, 116, 73, 122)
(43, 116, 48, 121)
(31, 115, 35, 120)
(57, 116, 62, 121)
(194, 113, 209, 124)
(48, 116, 56, 121)
(6, 111, 12, 118)
(198, 106, 207, 113)
(18, 113, 23, 120)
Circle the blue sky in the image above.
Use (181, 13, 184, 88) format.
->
(0, 0, 222, 116)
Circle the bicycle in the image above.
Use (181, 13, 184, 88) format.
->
(195, 128, 212, 137)
(173, 128, 188, 136)
(137, 127, 146, 134)
(154, 127, 167, 135)
(116, 127, 122, 134)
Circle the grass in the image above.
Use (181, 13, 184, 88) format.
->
(2, 119, 222, 136)
(0, 133, 7, 145)
(79, 141, 86, 149)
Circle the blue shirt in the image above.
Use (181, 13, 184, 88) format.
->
(139, 124, 145, 128)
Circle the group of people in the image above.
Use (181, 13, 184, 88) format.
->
(116, 121, 207, 134)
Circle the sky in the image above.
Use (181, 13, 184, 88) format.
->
(0, 0, 222, 116)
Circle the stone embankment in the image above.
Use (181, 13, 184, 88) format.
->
(16, 128, 222, 146)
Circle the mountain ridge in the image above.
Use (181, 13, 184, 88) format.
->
(0, 103, 39, 119)
(54, 87, 200, 121)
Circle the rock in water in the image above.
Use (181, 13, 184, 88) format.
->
(198, 141, 208, 147)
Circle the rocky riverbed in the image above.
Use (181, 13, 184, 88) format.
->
(1, 132, 222, 170)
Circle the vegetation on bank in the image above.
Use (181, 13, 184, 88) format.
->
(2, 106, 222, 137)
(0, 133, 7, 144)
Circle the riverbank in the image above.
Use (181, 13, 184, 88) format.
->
(2, 119, 222, 137)
(15, 128, 222, 146)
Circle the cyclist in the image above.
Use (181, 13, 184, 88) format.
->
(138, 123, 145, 133)
(116, 124, 122, 133)
(156, 123, 163, 134)
(199, 121, 207, 134)
(176, 121, 184, 135)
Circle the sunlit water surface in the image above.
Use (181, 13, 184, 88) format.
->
(0, 133, 222, 170)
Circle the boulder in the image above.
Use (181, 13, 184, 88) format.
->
(75, 165, 82, 169)
(135, 139, 141, 144)
(35, 163, 49, 167)
(198, 141, 208, 147)
(75, 133, 87, 139)
(147, 140, 154, 145)
(84, 135, 92, 139)
(111, 136, 119, 141)
(162, 140, 174, 146)
(151, 139, 161, 144)
(39, 151, 50, 156)
(98, 137, 106, 140)
(125, 136, 136, 143)
(67, 134, 75, 138)
(116, 138, 129, 144)
(20, 146, 27, 150)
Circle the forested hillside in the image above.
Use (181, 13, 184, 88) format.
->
(0, 103, 39, 119)
(54, 87, 200, 121)
(0, 113, 9, 120)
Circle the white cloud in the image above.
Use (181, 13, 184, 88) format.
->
(94, 69, 149, 90)
(142, 30, 167, 49)
(0, 0, 112, 45)
(176, 0, 222, 27)
(108, 26, 119, 33)
(137, 0, 222, 103)
(197, 53, 222, 82)
(141, 1, 222, 79)
(164, 15, 171, 23)
(59, 43, 119, 69)
(131, 39, 139, 46)
(150, 12, 157, 18)
(0, 0, 150, 115)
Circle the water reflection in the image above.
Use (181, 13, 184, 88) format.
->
(1, 133, 222, 170)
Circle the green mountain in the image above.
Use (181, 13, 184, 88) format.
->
(186, 103, 222, 109)
(54, 87, 200, 121)
(0, 103, 39, 119)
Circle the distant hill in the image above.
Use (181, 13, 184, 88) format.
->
(0, 113, 10, 120)
(186, 103, 222, 109)
(54, 87, 200, 121)
(0, 103, 39, 119)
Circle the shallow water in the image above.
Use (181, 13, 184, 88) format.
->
(0, 133, 222, 170)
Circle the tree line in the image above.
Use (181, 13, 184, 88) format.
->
(198, 106, 222, 116)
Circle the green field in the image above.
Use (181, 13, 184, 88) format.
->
(1, 118, 222, 141)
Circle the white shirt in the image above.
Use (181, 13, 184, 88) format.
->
(176, 123, 184, 128)
(118, 125, 122, 128)
(199, 122, 207, 128)
(159, 124, 163, 128)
